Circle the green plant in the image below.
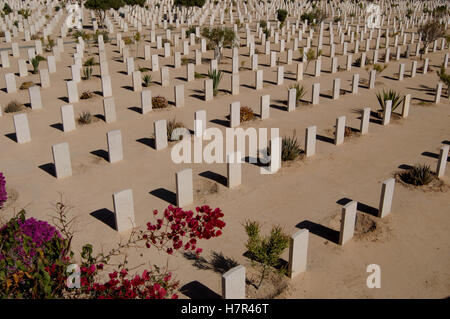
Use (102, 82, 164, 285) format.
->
(244, 220, 289, 289)
(30, 55, 46, 74)
(398, 164, 434, 186)
(376, 89, 404, 112)
(80, 91, 94, 99)
(194, 72, 206, 79)
(418, 21, 445, 59)
(181, 57, 190, 65)
(437, 67, 450, 98)
(85, 0, 126, 28)
(167, 118, 185, 141)
(240, 106, 255, 122)
(82, 67, 93, 80)
(134, 32, 141, 56)
(94, 30, 109, 43)
(78, 111, 93, 124)
(19, 82, 34, 90)
(0, 210, 71, 298)
(4, 100, 24, 113)
(208, 69, 223, 96)
(174, 0, 206, 18)
(123, 36, 133, 45)
(281, 132, 304, 161)
(142, 74, 152, 87)
(289, 84, 307, 104)
(259, 20, 267, 29)
(18, 9, 31, 19)
(2, 3, 12, 15)
(84, 57, 96, 66)
(185, 26, 196, 37)
(152, 96, 169, 108)
(276, 9, 288, 24)
(202, 27, 237, 63)
(45, 36, 55, 52)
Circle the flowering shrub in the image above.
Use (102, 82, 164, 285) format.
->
(0, 173, 6, 208)
(0, 203, 225, 299)
(0, 210, 71, 298)
(142, 205, 225, 255)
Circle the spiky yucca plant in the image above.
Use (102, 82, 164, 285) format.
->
(208, 69, 223, 96)
(376, 89, 405, 112)
(142, 74, 152, 87)
(266, 131, 304, 161)
(83, 57, 96, 66)
(289, 84, 307, 105)
(398, 164, 434, 186)
(82, 66, 93, 80)
(437, 67, 450, 98)
(30, 55, 45, 74)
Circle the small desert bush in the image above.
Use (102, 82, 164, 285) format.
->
(82, 66, 93, 80)
(240, 106, 256, 122)
(152, 96, 169, 109)
(244, 220, 289, 289)
(4, 100, 24, 113)
(142, 74, 152, 87)
(80, 91, 94, 99)
(398, 164, 435, 186)
(83, 57, 96, 66)
(266, 132, 304, 162)
(19, 81, 34, 90)
(78, 111, 92, 124)
(194, 72, 206, 79)
(181, 57, 190, 65)
(138, 65, 150, 73)
(167, 118, 185, 141)
(376, 89, 404, 112)
(123, 36, 133, 45)
(373, 63, 388, 74)
(94, 30, 109, 43)
(281, 132, 303, 161)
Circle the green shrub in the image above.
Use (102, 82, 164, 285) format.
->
(376, 89, 404, 112)
(281, 132, 303, 161)
(30, 55, 46, 74)
(398, 164, 435, 186)
(83, 57, 96, 66)
(194, 72, 206, 79)
(142, 74, 152, 87)
(0, 210, 70, 298)
(207, 69, 223, 96)
(244, 220, 289, 289)
(82, 66, 93, 80)
(277, 9, 288, 24)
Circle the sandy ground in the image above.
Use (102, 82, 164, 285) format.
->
(0, 9, 449, 299)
